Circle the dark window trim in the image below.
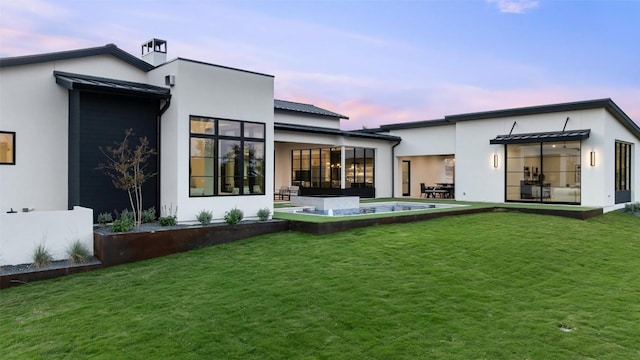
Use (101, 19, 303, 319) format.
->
(0, 131, 16, 165)
(189, 116, 265, 197)
(614, 140, 632, 204)
(290, 146, 375, 189)
(504, 141, 582, 205)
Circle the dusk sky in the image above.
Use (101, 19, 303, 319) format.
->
(1, 0, 638, 130)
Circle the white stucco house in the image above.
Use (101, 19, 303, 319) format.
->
(1, 39, 638, 265)
(381, 99, 639, 208)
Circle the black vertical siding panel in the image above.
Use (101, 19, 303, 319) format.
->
(78, 92, 159, 219)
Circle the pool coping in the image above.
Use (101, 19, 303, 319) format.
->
(287, 206, 603, 235)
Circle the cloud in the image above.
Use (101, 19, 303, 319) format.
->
(486, 0, 540, 14)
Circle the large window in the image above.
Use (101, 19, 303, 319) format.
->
(189, 116, 264, 196)
(505, 141, 581, 204)
(615, 141, 632, 203)
(0, 131, 15, 165)
(345, 147, 375, 188)
(290, 147, 375, 188)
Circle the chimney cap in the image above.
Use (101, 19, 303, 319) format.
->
(141, 39, 167, 56)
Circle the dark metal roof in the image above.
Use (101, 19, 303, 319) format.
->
(0, 44, 154, 71)
(376, 99, 639, 140)
(490, 129, 591, 144)
(275, 99, 349, 119)
(54, 71, 171, 99)
(447, 99, 613, 121)
(275, 122, 400, 141)
(447, 98, 639, 139)
(380, 118, 451, 130)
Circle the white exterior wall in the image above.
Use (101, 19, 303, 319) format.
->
(149, 60, 274, 222)
(0, 206, 93, 266)
(273, 131, 394, 198)
(0, 55, 147, 213)
(454, 109, 613, 204)
(600, 110, 640, 205)
(389, 125, 456, 197)
(387, 107, 639, 207)
(275, 111, 341, 129)
(391, 125, 456, 156)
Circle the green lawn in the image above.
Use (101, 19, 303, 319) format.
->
(2, 211, 639, 359)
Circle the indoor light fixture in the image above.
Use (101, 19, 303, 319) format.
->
(590, 151, 596, 166)
(493, 154, 499, 168)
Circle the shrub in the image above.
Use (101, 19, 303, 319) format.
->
(158, 215, 177, 226)
(66, 240, 90, 264)
(112, 213, 134, 232)
(141, 207, 157, 223)
(224, 207, 244, 225)
(624, 202, 640, 213)
(257, 207, 270, 221)
(32, 244, 53, 268)
(196, 209, 213, 226)
(97, 212, 113, 227)
(120, 209, 134, 223)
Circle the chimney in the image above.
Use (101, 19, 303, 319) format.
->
(141, 38, 167, 66)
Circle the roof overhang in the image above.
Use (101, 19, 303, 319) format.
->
(54, 71, 171, 99)
(274, 99, 349, 119)
(1, 44, 154, 71)
(275, 122, 401, 141)
(490, 129, 591, 144)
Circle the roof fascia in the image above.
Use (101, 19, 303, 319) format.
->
(163, 57, 274, 78)
(603, 99, 640, 139)
(275, 108, 347, 120)
(54, 71, 171, 99)
(0, 44, 154, 71)
(379, 119, 450, 130)
(444, 99, 614, 122)
(275, 123, 400, 141)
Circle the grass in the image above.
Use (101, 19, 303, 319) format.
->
(31, 243, 53, 268)
(2, 211, 639, 359)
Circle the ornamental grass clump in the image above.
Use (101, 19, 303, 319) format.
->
(224, 207, 243, 225)
(66, 240, 91, 264)
(196, 209, 213, 226)
(159, 204, 178, 226)
(32, 244, 53, 268)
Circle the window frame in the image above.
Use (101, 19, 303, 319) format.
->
(189, 116, 265, 197)
(0, 131, 16, 165)
(615, 141, 632, 192)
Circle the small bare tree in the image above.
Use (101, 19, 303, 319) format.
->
(98, 129, 157, 227)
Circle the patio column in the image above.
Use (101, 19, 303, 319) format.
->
(340, 146, 346, 189)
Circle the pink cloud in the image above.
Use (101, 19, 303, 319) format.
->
(279, 83, 640, 131)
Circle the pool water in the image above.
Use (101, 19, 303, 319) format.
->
(279, 202, 461, 216)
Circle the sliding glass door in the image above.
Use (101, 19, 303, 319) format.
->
(506, 141, 581, 204)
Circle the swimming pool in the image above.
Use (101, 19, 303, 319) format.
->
(277, 201, 464, 216)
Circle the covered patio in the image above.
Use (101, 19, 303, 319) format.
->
(398, 154, 456, 198)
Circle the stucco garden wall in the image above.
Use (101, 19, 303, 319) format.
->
(0, 206, 93, 266)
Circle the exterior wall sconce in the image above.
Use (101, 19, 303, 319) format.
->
(165, 75, 176, 87)
(590, 151, 596, 166)
(493, 154, 499, 168)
